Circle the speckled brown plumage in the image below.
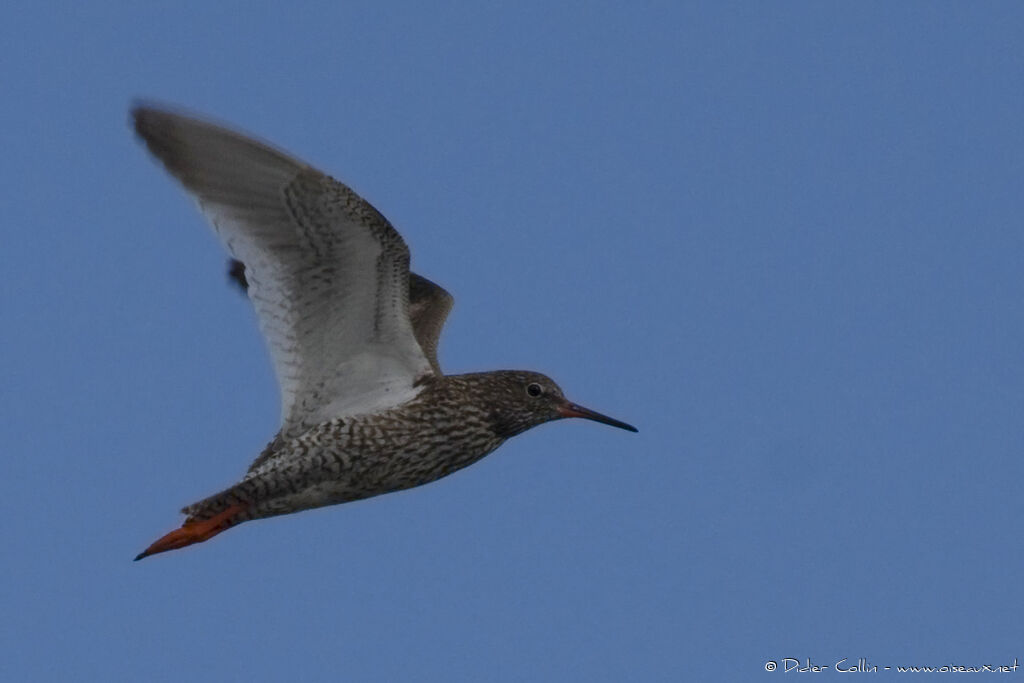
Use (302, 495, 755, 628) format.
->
(185, 372, 559, 524)
(130, 105, 636, 561)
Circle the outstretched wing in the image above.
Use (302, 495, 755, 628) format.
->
(227, 259, 453, 375)
(133, 105, 434, 436)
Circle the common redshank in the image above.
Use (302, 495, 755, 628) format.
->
(132, 105, 637, 561)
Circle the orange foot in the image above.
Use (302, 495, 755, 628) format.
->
(134, 503, 248, 561)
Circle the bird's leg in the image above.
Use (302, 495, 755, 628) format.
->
(134, 502, 248, 561)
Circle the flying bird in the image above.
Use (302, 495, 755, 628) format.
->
(132, 105, 637, 560)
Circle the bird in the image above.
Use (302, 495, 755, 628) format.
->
(131, 104, 637, 561)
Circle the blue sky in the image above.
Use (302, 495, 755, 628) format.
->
(3, 1, 1024, 680)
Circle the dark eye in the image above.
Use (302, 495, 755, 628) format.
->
(526, 382, 543, 398)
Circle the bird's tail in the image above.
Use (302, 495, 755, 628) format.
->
(133, 501, 248, 561)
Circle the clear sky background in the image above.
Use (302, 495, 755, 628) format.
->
(3, 2, 1023, 680)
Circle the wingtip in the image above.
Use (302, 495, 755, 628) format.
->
(128, 103, 147, 137)
(129, 102, 169, 150)
(129, 100, 201, 141)
(129, 98, 185, 119)
(128, 99, 167, 133)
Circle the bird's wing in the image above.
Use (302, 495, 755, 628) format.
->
(227, 259, 453, 375)
(133, 105, 434, 436)
(406, 273, 453, 375)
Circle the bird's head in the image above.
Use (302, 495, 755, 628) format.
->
(480, 371, 638, 439)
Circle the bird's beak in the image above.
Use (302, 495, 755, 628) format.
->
(557, 400, 638, 432)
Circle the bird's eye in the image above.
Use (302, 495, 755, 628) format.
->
(526, 382, 543, 398)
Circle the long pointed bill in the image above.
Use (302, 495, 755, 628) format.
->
(557, 401, 638, 432)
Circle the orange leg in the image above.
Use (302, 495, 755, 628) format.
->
(134, 503, 248, 561)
